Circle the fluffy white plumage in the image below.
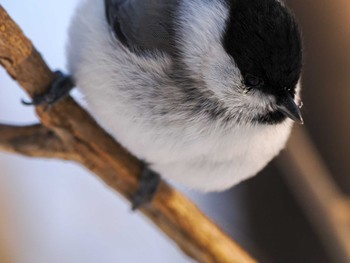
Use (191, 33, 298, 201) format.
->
(67, 0, 297, 191)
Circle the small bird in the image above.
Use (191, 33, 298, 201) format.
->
(26, 0, 303, 208)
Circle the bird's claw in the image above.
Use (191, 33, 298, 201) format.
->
(22, 70, 74, 107)
(132, 165, 161, 210)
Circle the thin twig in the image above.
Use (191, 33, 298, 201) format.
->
(0, 5, 255, 263)
(0, 123, 76, 160)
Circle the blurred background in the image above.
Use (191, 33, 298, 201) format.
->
(0, 0, 349, 262)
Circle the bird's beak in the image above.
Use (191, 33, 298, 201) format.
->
(276, 94, 304, 124)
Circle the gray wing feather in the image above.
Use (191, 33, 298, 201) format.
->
(105, 0, 178, 54)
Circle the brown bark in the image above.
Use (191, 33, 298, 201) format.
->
(0, 6, 255, 263)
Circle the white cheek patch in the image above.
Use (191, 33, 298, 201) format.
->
(201, 46, 242, 99)
(245, 90, 276, 109)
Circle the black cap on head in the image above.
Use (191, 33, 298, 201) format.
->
(223, 0, 302, 94)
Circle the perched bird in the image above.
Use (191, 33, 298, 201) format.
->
(26, 0, 303, 207)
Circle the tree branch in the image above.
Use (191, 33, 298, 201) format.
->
(0, 123, 77, 160)
(0, 6, 255, 263)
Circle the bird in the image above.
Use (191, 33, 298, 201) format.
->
(25, 0, 303, 208)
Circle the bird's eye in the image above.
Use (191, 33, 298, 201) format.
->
(244, 74, 263, 87)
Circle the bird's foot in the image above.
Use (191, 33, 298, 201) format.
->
(22, 70, 75, 106)
(132, 165, 161, 210)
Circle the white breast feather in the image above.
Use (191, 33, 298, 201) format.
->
(67, 0, 294, 192)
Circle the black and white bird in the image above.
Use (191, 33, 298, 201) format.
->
(27, 0, 303, 207)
